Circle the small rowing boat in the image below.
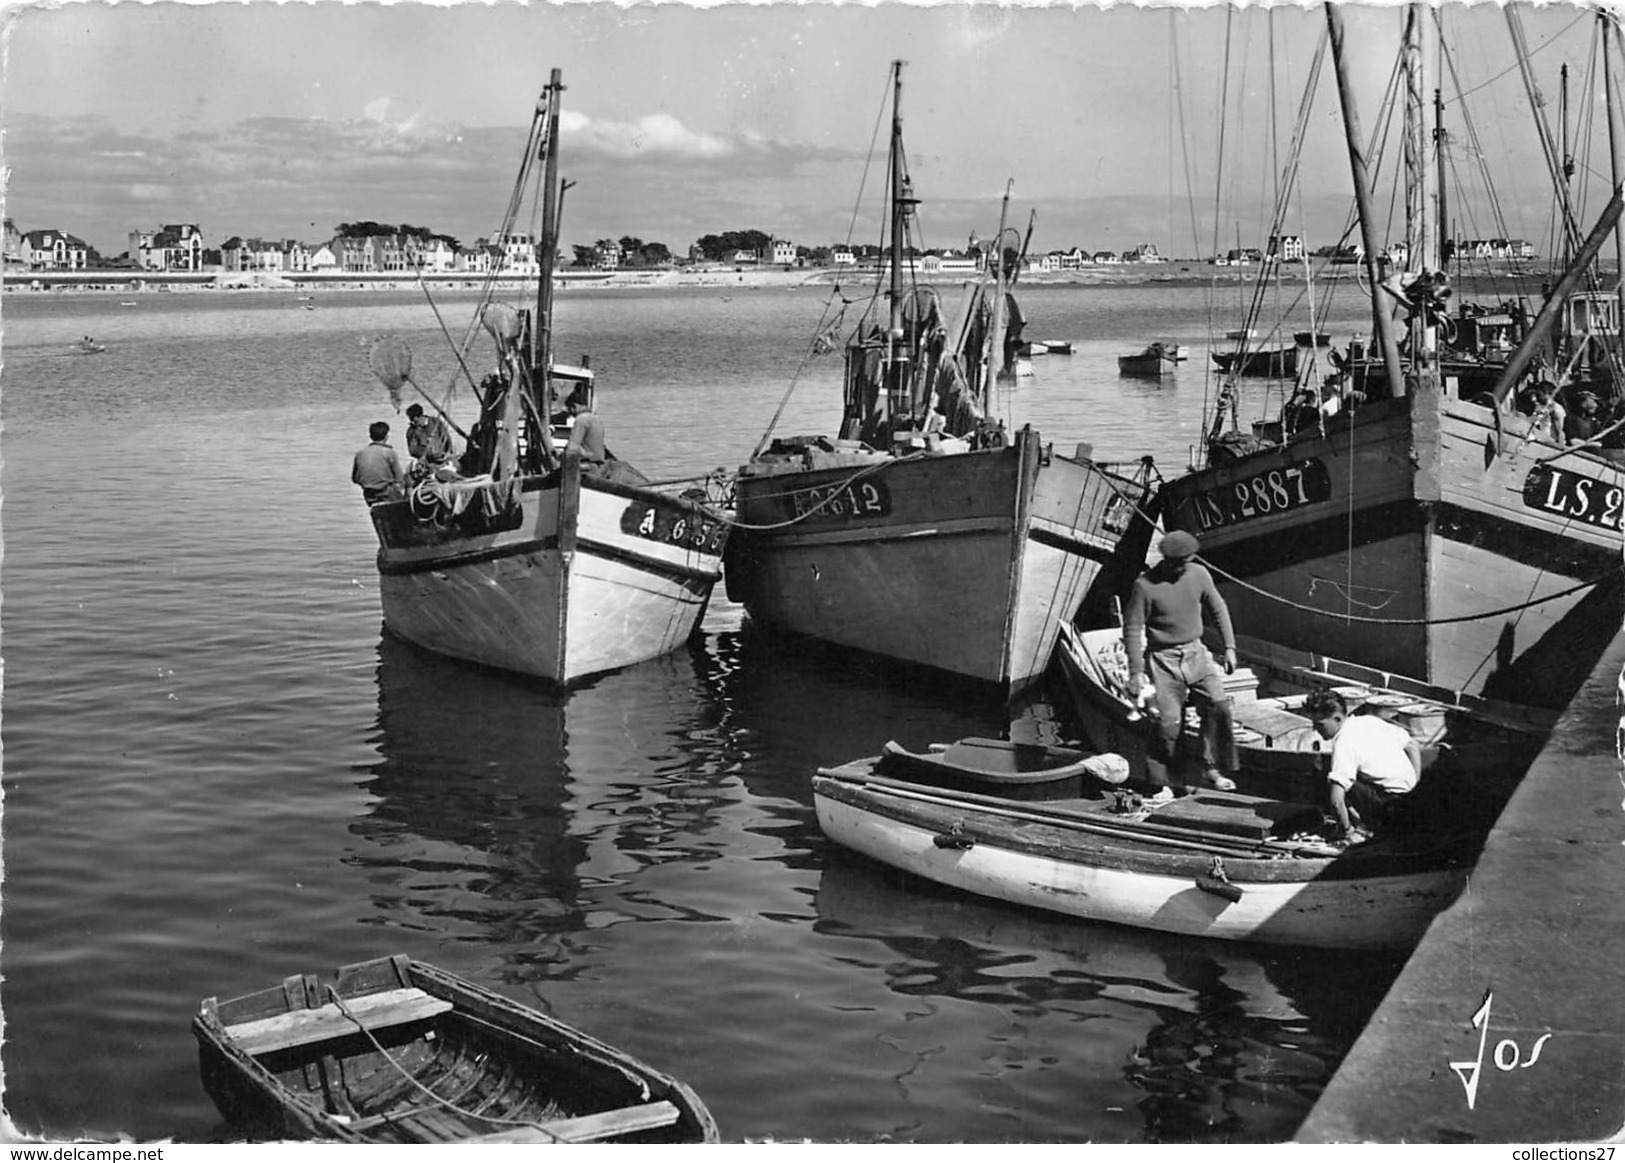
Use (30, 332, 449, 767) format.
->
(813, 744, 1490, 950)
(1117, 342, 1178, 377)
(193, 953, 719, 1143)
(1055, 623, 1552, 802)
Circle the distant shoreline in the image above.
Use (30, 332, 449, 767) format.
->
(3, 261, 1553, 296)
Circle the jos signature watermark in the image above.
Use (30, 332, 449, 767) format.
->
(1449, 991, 1554, 1110)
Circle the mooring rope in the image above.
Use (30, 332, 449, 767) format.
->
(1198, 554, 1619, 626)
(324, 986, 563, 1139)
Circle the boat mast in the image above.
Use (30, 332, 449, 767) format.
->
(1326, 4, 1406, 399)
(1604, 13, 1625, 330)
(533, 69, 564, 417)
(886, 60, 906, 430)
(1435, 84, 1449, 280)
(1405, 3, 1440, 393)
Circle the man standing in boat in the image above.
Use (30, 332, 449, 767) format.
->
(352, 420, 405, 505)
(1123, 530, 1239, 801)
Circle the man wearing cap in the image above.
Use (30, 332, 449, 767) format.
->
(1123, 530, 1240, 799)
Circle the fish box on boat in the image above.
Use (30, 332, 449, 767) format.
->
(813, 749, 1488, 950)
(193, 954, 718, 1143)
(1054, 623, 1552, 803)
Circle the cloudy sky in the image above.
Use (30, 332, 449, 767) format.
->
(1, 1, 1614, 260)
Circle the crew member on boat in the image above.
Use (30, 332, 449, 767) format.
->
(564, 388, 607, 473)
(352, 421, 405, 505)
(1302, 689, 1421, 843)
(1123, 530, 1239, 800)
(405, 403, 456, 479)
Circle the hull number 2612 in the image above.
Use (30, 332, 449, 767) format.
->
(1185, 459, 1332, 531)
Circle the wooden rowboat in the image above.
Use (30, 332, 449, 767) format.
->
(1055, 623, 1552, 803)
(193, 954, 719, 1143)
(813, 751, 1484, 951)
(1117, 343, 1178, 376)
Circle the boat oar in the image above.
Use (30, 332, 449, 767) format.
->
(367, 337, 471, 440)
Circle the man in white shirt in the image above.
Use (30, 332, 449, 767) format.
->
(1302, 690, 1422, 842)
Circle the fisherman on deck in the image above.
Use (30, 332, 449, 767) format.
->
(405, 403, 456, 479)
(1124, 530, 1240, 803)
(1302, 689, 1421, 844)
(352, 421, 405, 506)
(563, 388, 607, 473)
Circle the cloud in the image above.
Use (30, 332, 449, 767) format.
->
(560, 109, 733, 160)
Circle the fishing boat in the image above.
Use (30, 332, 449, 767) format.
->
(1054, 623, 1552, 802)
(813, 745, 1487, 951)
(193, 953, 718, 1143)
(358, 71, 729, 685)
(723, 61, 1158, 691)
(1118, 342, 1179, 377)
(1157, 5, 1625, 712)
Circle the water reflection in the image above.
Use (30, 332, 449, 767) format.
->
(813, 857, 1402, 1143)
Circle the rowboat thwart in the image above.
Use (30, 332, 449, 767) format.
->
(193, 954, 718, 1143)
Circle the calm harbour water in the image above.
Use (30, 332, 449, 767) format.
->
(2, 280, 1406, 1143)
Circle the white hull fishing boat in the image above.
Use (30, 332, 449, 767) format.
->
(813, 745, 1479, 951)
(363, 71, 728, 685)
(725, 62, 1157, 690)
(1158, 6, 1625, 712)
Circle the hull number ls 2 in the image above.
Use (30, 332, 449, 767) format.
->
(1522, 464, 1625, 532)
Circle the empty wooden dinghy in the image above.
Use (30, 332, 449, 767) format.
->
(193, 953, 718, 1143)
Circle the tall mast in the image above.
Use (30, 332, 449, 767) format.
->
(1405, 4, 1440, 390)
(1326, 3, 1406, 399)
(1435, 84, 1449, 279)
(533, 69, 564, 412)
(886, 59, 906, 428)
(1604, 14, 1625, 326)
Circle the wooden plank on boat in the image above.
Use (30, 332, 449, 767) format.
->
(1151, 791, 1318, 840)
(223, 987, 452, 1056)
(1230, 701, 1316, 740)
(474, 1101, 681, 1143)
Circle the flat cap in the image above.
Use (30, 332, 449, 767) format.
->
(1158, 530, 1200, 560)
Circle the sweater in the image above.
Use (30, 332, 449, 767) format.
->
(1123, 562, 1235, 678)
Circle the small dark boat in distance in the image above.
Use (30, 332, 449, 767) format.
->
(194, 953, 719, 1143)
(1294, 330, 1332, 347)
(1118, 342, 1178, 376)
(1212, 346, 1298, 377)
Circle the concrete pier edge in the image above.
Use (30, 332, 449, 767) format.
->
(1297, 631, 1625, 1143)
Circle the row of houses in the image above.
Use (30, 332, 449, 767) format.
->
(5, 217, 1539, 274)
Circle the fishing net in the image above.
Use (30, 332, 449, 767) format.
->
(481, 301, 522, 345)
(368, 336, 414, 411)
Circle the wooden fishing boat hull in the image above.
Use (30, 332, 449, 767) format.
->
(1157, 393, 1625, 710)
(813, 765, 1469, 951)
(373, 458, 726, 684)
(193, 954, 718, 1143)
(725, 427, 1154, 689)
